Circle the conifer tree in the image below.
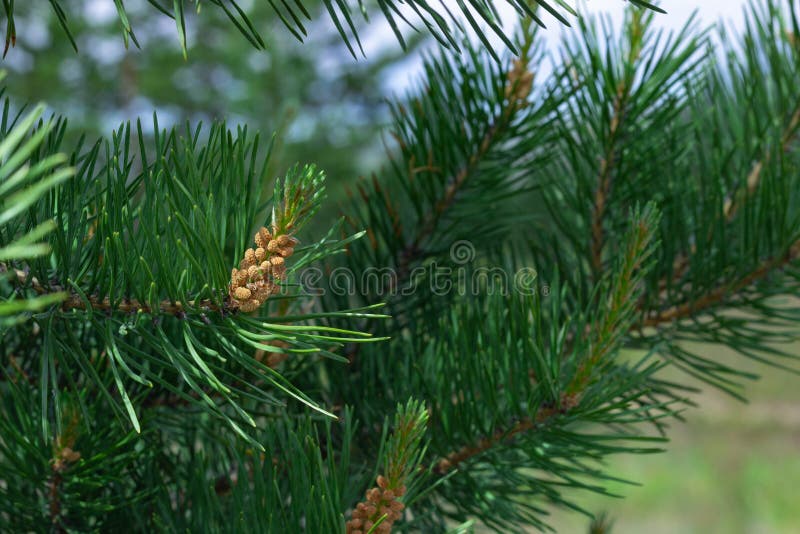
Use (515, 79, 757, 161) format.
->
(1, 0, 799, 531)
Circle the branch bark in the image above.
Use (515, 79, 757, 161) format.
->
(3, 263, 224, 315)
(640, 239, 800, 328)
(590, 83, 627, 275)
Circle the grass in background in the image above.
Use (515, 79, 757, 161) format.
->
(548, 340, 800, 534)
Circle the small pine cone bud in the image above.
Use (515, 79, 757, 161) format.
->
(270, 258, 286, 279)
(239, 300, 259, 312)
(382, 490, 395, 500)
(376, 475, 388, 489)
(278, 246, 294, 258)
(349, 519, 362, 529)
(247, 265, 260, 279)
(233, 287, 252, 301)
(255, 247, 266, 262)
(366, 488, 381, 503)
(61, 447, 81, 463)
(254, 227, 272, 249)
(362, 522, 373, 532)
(267, 239, 281, 253)
(260, 260, 271, 272)
(276, 234, 297, 247)
(253, 285, 273, 303)
(505, 58, 533, 103)
(376, 522, 392, 534)
(356, 503, 367, 512)
(244, 248, 257, 267)
(234, 269, 248, 287)
(364, 504, 377, 516)
(389, 500, 404, 512)
(560, 392, 580, 410)
(394, 485, 406, 497)
(379, 506, 391, 517)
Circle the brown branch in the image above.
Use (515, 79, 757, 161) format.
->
(590, 80, 631, 275)
(641, 239, 800, 328)
(433, 394, 579, 475)
(3, 263, 224, 315)
(345, 64, 532, 364)
(588, 8, 646, 277)
(60, 293, 220, 315)
(395, 97, 521, 280)
(48, 447, 80, 532)
(394, 57, 535, 280)
(48, 469, 64, 531)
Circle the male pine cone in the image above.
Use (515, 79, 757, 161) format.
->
(346, 476, 406, 534)
(228, 226, 298, 312)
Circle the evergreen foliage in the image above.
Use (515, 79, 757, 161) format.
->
(1, 0, 799, 532)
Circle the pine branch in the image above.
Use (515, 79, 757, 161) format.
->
(396, 83, 523, 281)
(641, 238, 800, 327)
(339, 39, 544, 363)
(6, 266, 222, 314)
(540, 7, 705, 305)
(589, 14, 643, 275)
(589, 92, 623, 275)
(662, 93, 800, 285)
(432, 394, 578, 476)
(431, 204, 660, 477)
(651, 27, 800, 311)
(0, 109, 388, 450)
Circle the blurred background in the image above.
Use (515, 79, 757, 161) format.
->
(2, 1, 797, 532)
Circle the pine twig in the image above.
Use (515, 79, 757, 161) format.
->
(590, 83, 627, 275)
(347, 400, 428, 534)
(432, 394, 579, 475)
(589, 10, 643, 276)
(3, 264, 223, 315)
(395, 65, 532, 281)
(346, 57, 535, 363)
(433, 205, 658, 476)
(723, 98, 800, 221)
(661, 97, 800, 293)
(641, 239, 800, 327)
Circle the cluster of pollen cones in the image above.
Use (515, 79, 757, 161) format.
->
(346, 476, 406, 534)
(229, 226, 298, 312)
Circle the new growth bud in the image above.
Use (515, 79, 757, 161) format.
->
(505, 58, 534, 106)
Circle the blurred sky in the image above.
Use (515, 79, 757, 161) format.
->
(381, 0, 752, 92)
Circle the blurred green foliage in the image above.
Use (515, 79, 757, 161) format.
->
(0, 0, 426, 221)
